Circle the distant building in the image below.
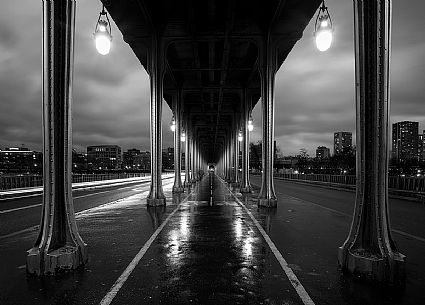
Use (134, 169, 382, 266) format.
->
(72, 150, 87, 172)
(334, 132, 353, 156)
(418, 130, 425, 161)
(392, 121, 418, 161)
(249, 142, 262, 171)
(134, 151, 151, 171)
(87, 145, 122, 170)
(123, 148, 141, 169)
(162, 147, 174, 169)
(0, 147, 42, 173)
(316, 146, 330, 159)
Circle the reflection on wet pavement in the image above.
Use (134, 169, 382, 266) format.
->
(114, 173, 303, 304)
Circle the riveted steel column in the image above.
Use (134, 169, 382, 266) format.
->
(258, 39, 277, 207)
(233, 120, 240, 188)
(227, 135, 232, 182)
(147, 36, 166, 206)
(338, 0, 405, 285)
(241, 91, 252, 193)
(190, 130, 196, 183)
(184, 119, 190, 188)
(27, 0, 87, 275)
(173, 91, 184, 192)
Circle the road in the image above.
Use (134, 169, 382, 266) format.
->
(0, 176, 174, 239)
(250, 175, 425, 240)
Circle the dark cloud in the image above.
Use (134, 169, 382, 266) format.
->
(0, 0, 424, 157)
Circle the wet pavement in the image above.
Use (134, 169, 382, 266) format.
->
(0, 174, 424, 304)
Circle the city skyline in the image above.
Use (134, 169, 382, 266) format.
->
(1, 0, 424, 155)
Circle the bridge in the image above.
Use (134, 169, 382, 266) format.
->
(0, 0, 418, 304)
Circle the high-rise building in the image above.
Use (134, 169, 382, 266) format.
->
(316, 146, 330, 159)
(0, 147, 42, 173)
(334, 132, 353, 156)
(419, 130, 425, 161)
(123, 148, 141, 169)
(392, 121, 419, 161)
(87, 145, 122, 170)
(134, 151, 151, 171)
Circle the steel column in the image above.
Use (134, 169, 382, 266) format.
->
(258, 39, 277, 207)
(147, 36, 166, 206)
(184, 120, 190, 188)
(338, 0, 405, 285)
(173, 91, 184, 192)
(241, 91, 252, 193)
(27, 0, 87, 275)
(233, 122, 240, 188)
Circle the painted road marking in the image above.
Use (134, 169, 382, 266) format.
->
(99, 190, 193, 305)
(0, 182, 154, 214)
(0, 203, 42, 214)
(0, 193, 41, 202)
(0, 175, 175, 201)
(0, 181, 173, 240)
(221, 179, 315, 305)
(277, 191, 425, 244)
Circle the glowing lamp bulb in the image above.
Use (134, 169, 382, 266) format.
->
(238, 132, 243, 142)
(95, 33, 111, 55)
(181, 134, 186, 142)
(170, 116, 176, 132)
(315, 29, 332, 52)
(314, 15, 333, 52)
(248, 120, 254, 132)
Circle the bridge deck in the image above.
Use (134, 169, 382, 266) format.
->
(0, 175, 424, 304)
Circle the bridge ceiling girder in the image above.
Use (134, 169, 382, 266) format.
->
(102, 0, 321, 162)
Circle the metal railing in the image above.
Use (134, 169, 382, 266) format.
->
(272, 173, 425, 193)
(0, 172, 171, 191)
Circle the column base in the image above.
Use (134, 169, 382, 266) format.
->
(240, 187, 252, 193)
(146, 197, 166, 206)
(338, 247, 406, 286)
(27, 244, 88, 275)
(173, 186, 185, 193)
(257, 198, 277, 208)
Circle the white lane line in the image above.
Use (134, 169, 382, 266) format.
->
(0, 203, 42, 214)
(221, 180, 315, 305)
(277, 192, 425, 244)
(0, 182, 152, 214)
(0, 182, 172, 240)
(0, 193, 41, 202)
(392, 229, 425, 243)
(0, 225, 39, 240)
(0, 175, 174, 201)
(99, 191, 192, 305)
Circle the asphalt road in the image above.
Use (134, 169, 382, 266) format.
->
(0, 176, 174, 239)
(250, 175, 425, 240)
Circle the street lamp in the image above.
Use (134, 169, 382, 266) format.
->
(314, 0, 333, 52)
(170, 115, 176, 132)
(247, 114, 254, 132)
(181, 130, 186, 142)
(238, 130, 243, 142)
(94, 5, 112, 55)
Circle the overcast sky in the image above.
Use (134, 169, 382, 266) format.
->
(1, 0, 424, 156)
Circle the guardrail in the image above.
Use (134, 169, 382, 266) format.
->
(0, 173, 171, 190)
(272, 173, 425, 193)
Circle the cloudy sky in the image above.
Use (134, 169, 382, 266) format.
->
(0, 0, 424, 156)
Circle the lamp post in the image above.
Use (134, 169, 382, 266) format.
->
(93, 5, 112, 55)
(314, 0, 333, 52)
